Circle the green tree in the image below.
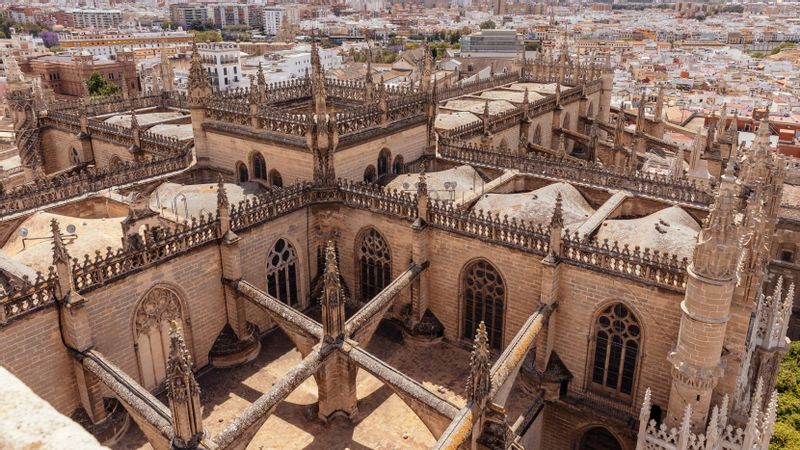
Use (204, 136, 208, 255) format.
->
(191, 30, 222, 43)
(771, 340, 800, 449)
(85, 72, 121, 97)
(525, 41, 541, 51)
(480, 20, 496, 30)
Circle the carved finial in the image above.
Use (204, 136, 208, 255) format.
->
(691, 182, 738, 280)
(417, 170, 428, 196)
(130, 109, 139, 130)
(257, 62, 266, 89)
(717, 103, 728, 137)
(216, 176, 229, 211)
(466, 322, 492, 406)
(166, 320, 204, 449)
(188, 41, 211, 106)
(556, 134, 566, 157)
(551, 192, 564, 229)
(321, 240, 345, 342)
(50, 219, 70, 264)
(670, 147, 685, 181)
(654, 85, 665, 122)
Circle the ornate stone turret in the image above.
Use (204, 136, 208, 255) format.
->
(256, 63, 266, 103)
(310, 37, 327, 116)
(422, 42, 432, 93)
(166, 321, 204, 449)
(635, 92, 646, 133)
(188, 41, 212, 164)
(653, 86, 665, 123)
(466, 322, 492, 407)
(51, 219, 76, 300)
(666, 177, 739, 429)
(364, 46, 374, 102)
(547, 192, 563, 259)
(188, 42, 211, 107)
(217, 176, 231, 237)
(482, 100, 491, 139)
(129, 110, 142, 156)
(159, 50, 174, 93)
(716, 103, 728, 138)
(416, 171, 428, 221)
(670, 146, 685, 181)
(307, 111, 338, 187)
(321, 241, 345, 343)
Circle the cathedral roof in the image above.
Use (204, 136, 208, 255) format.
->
(471, 182, 594, 230)
(385, 165, 485, 203)
(597, 206, 700, 261)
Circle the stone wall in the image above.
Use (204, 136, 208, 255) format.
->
(0, 307, 80, 415)
(83, 243, 226, 388)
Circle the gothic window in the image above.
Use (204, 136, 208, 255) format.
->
(586, 102, 594, 120)
(562, 112, 571, 131)
(377, 148, 391, 178)
(578, 427, 622, 450)
(133, 286, 186, 391)
(266, 238, 299, 307)
(590, 303, 641, 397)
(532, 125, 542, 145)
(237, 161, 249, 182)
(363, 165, 377, 183)
(69, 147, 81, 165)
(270, 169, 283, 188)
(252, 153, 267, 180)
(109, 155, 123, 169)
(392, 155, 405, 175)
(358, 228, 391, 302)
(462, 260, 505, 350)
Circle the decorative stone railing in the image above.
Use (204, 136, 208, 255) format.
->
(437, 71, 521, 100)
(337, 179, 419, 220)
(73, 213, 219, 292)
(428, 199, 550, 254)
(562, 233, 688, 290)
(0, 272, 58, 324)
(40, 114, 191, 157)
(46, 93, 182, 117)
(0, 151, 193, 217)
(230, 182, 312, 232)
(438, 139, 714, 207)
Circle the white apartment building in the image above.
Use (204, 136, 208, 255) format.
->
(248, 45, 341, 81)
(263, 7, 284, 36)
(199, 42, 242, 92)
(65, 9, 123, 29)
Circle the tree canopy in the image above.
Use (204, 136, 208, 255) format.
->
(85, 72, 121, 97)
(772, 340, 800, 449)
(480, 20, 496, 30)
(191, 30, 222, 43)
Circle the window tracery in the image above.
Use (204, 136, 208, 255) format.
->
(462, 260, 505, 350)
(358, 228, 391, 302)
(590, 303, 641, 396)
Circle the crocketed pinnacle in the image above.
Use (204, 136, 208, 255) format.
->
(321, 240, 345, 341)
(466, 322, 492, 406)
(167, 321, 198, 400)
(417, 170, 428, 196)
(550, 192, 564, 229)
(216, 175, 229, 210)
(691, 186, 738, 280)
(50, 219, 70, 264)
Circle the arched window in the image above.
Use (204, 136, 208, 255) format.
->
(462, 260, 505, 350)
(109, 155, 124, 170)
(69, 147, 81, 165)
(236, 161, 249, 183)
(578, 427, 622, 450)
(266, 238, 299, 307)
(591, 303, 641, 397)
(377, 148, 391, 178)
(270, 169, 283, 188)
(252, 153, 267, 180)
(357, 228, 391, 302)
(562, 112, 571, 131)
(363, 165, 377, 183)
(586, 102, 594, 120)
(133, 286, 187, 391)
(392, 155, 405, 175)
(532, 125, 542, 145)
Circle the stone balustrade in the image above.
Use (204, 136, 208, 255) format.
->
(0, 271, 58, 324)
(0, 151, 193, 217)
(438, 138, 714, 206)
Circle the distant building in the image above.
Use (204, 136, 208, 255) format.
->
(169, 3, 250, 27)
(25, 50, 139, 97)
(263, 7, 284, 36)
(64, 9, 123, 29)
(459, 29, 524, 57)
(58, 32, 194, 57)
(198, 42, 241, 92)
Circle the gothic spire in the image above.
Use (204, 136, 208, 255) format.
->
(310, 34, 327, 116)
(466, 322, 492, 406)
(550, 192, 563, 229)
(717, 103, 728, 138)
(635, 91, 646, 132)
(50, 219, 70, 264)
(691, 179, 738, 280)
(670, 146, 685, 181)
(422, 41, 432, 92)
(188, 41, 211, 106)
(166, 321, 204, 449)
(654, 85, 665, 122)
(216, 176, 229, 211)
(321, 240, 345, 342)
(130, 109, 139, 131)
